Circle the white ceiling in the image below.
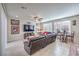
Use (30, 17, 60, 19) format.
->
(5, 3, 79, 22)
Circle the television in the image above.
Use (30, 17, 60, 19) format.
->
(24, 25, 34, 32)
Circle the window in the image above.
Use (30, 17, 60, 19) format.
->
(54, 21, 71, 34)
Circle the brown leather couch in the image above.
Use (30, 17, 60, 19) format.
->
(24, 34, 56, 55)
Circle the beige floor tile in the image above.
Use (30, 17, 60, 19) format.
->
(4, 38, 70, 56)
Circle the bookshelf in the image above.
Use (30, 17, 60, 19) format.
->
(33, 16, 43, 33)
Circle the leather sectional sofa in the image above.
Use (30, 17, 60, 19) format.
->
(24, 33, 56, 55)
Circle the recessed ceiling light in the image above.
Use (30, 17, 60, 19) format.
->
(15, 15, 18, 18)
(21, 6, 27, 10)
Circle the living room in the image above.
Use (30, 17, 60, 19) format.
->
(0, 3, 79, 56)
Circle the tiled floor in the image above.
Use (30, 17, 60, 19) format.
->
(4, 38, 72, 56)
(5, 40, 28, 56)
(69, 43, 79, 56)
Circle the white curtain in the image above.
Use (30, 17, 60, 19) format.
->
(43, 22, 53, 32)
(54, 21, 71, 34)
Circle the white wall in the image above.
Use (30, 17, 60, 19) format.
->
(70, 15, 79, 43)
(7, 17, 36, 42)
(0, 4, 7, 55)
(0, 4, 2, 55)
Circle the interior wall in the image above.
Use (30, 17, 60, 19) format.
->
(0, 4, 2, 55)
(0, 4, 7, 55)
(7, 18, 36, 42)
(70, 15, 79, 43)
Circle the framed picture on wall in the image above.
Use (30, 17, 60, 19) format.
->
(11, 19, 19, 25)
(11, 25, 20, 34)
